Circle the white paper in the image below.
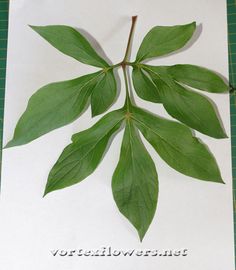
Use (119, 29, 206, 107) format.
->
(0, 0, 234, 269)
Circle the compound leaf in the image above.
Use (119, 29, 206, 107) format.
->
(132, 67, 161, 102)
(136, 22, 196, 62)
(44, 109, 125, 195)
(5, 19, 228, 242)
(30, 25, 109, 68)
(146, 66, 227, 138)
(112, 120, 158, 241)
(91, 70, 117, 116)
(6, 72, 103, 148)
(132, 106, 223, 182)
(167, 64, 228, 93)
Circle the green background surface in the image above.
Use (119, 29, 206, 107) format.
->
(228, 0, 236, 264)
(0, 0, 7, 173)
(0, 0, 236, 263)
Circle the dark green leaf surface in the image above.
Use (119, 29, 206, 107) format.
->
(146, 66, 226, 138)
(167, 64, 228, 93)
(132, 67, 161, 102)
(44, 109, 125, 195)
(136, 22, 196, 62)
(132, 106, 223, 182)
(112, 120, 158, 241)
(6, 72, 103, 148)
(91, 70, 117, 116)
(30, 25, 109, 68)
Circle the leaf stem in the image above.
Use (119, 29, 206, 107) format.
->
(108, 61, 135, 71)
(123, 16, 138, 63)
(111, 62, 123, 69)
(122, 16, 138, 112)
(122, 66, 131, 111)
(106, 16, 137, 112)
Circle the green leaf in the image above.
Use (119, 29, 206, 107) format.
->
(132, 106, 223, 182)
(44, 109, 125, 195)
(6, 72, 103, 148)
(146, 66, 227, 138)
(132, 67, 161, 102)
(112, 120, 158, 241)
(91, 70, 117, 116)
(136, 22, 196, 62)
(30, 25, 109, 68)
(167, 64, 228, 93)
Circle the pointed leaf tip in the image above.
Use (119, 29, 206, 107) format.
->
(43, 184, 55, 197)
(29, 25, 42, 35)
(42, 190, 48, 198)
(3, 141, 11, 149)
(146, 67, 227, 139)
(136, 21, 197, 61)
(4, 139, 20, 149)
(220, 132, 228, 139)
(220, 179, 225, 184)
(45, 110, 125, 194)
(167, 64, 229, 93)
(5, 72, 102, 147)
(138, 230, 145, 242)
(29, 24, 109, 67)
(132, 106, 224, 183)
(112, 121, 158, 241)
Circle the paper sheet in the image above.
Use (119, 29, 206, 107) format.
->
(0, 0, 234, 269)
